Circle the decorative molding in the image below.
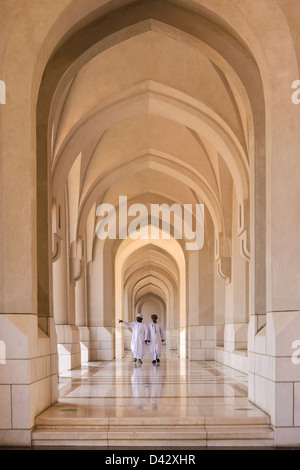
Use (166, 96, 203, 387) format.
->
(52, 233, 62, 262)
(216, 256, 231, 282)
(70, 257, 83, 281)
(239, 229, 250, 261)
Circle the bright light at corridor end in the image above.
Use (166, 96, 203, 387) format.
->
(95, 196, 205, 251)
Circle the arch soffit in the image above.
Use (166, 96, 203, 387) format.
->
(115, 227, 186, 281)
(126, 268, 178, 303)
(79, 153, 225, 241)
(124, 257, 179, 288)
(52, 81, 249, 201)
(136, 293, 166, 312)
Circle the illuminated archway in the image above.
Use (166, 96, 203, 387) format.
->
(115, 225, 186, 358)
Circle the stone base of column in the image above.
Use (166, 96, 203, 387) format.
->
(248, 312, 300, 447)
(0, 314, 58, 446)
(78, 326, 90, 364)
(223, 323, 248, 352)
(89, 327, 114, 361)
(188, 326, 216, 360)
(215, 347, 248, 374)
(213, 323, 249, 374)
(56, 325, 81, 373)
(55, 325, 114, 366)
(124, 328, 132, 351)
(166, 329, 178, 350)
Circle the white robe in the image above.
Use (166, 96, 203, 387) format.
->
(121, 321, 148, 360)
(148, 322, 165, 361)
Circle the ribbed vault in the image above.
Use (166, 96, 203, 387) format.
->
(47, 0, 258, 361)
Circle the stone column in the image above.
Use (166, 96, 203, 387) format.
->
(87, 242, 114, 361)
(248, 312, 300, 446)
(75, 261, 90, 364)
(55, 240, 81, 374)
(248, 79, 300, 446)
(52, 236, 68, 325)
(222, 195, 249, 364)
(0, 315, 58, 446)
(188, 235, 215, 361)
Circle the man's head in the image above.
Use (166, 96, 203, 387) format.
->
(136, 313, 143, 322)
(151, 314, 158, 323)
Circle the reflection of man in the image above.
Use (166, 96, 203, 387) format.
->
(149, 363, 165, 410)
(119, 314, 148, 364)
(131, 364, 147, 409)
(148, 314, 165, 364)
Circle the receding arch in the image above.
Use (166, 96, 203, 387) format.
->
(115, 225, 186, 358)
(36, 1, 265, 326)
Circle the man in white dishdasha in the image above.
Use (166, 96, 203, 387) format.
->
(148, 314, 165, 364)
(119, 314, 149, 364)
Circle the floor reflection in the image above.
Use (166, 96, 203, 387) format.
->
(131, 363, 165, 410)
(148, 364, 165, 410)
(131, 364, 147, 408)
(34, 350, 273, 446)
(47, 350, 270, 425)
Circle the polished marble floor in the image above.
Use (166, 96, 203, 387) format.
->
(33, 349, 274, 446)
(41, 349, 269, 426)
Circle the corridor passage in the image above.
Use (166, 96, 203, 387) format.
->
(33, 351, 273, 447)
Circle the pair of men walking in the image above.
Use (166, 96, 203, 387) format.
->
(119, 314, 165, 364)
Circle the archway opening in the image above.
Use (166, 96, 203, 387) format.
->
(43, 0, 258, 382)
(115, 226, 186, 359)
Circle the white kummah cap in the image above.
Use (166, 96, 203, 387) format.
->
(136, 313, 143, 319)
